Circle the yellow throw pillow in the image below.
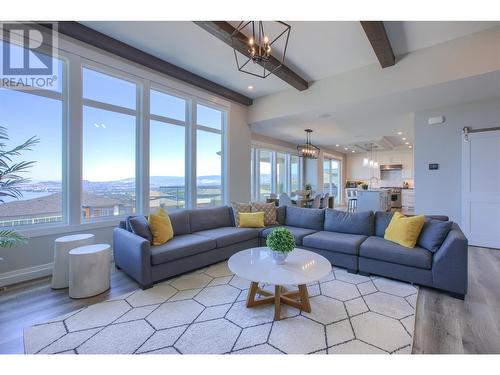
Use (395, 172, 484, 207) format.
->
(384, 212, 425, 248)
(239, 212, 265, 228)
(148, 209, 174, 246)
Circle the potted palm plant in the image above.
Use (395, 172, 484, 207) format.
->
(266, 227, 296, 264)
(0, 126, 39, 250)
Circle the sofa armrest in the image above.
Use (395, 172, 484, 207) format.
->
(432, 224, 468, 296)
(113, 228, 152, 288)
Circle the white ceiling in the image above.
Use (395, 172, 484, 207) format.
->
(81, 21, 499, 99)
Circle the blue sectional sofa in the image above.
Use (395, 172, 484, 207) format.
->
(113, 205, 468, 299)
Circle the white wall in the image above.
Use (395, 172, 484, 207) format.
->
(227, 104, 251, 203)
(414, 98, 500, 223)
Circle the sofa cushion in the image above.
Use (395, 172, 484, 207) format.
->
(189, 206, 233, 233)
(169, 210, 191, 235)
(375, 211, 394, 237)
(324, 209, 374, 236)
(260, 225, 317, 246)
(195, 227, 259, 248)
(417, 219, 453, 252)
(359, 236, 433, 269)
(150, 234, 217, 265)
(128, 216, 153, 243)
(303, 231, 368, 256)
(285, 206, 324, 231)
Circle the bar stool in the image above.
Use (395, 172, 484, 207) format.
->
(346, 189, 358, 212)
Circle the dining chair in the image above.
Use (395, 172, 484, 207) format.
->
(279, 192, 294, 207)
(321, 193, 330, 209)
(310, 194, 322, 209)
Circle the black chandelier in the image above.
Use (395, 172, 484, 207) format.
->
(297, 129, 320, 159)
(231, 21, 291, 78)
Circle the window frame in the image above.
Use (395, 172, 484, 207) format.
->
(0, 52, 69, 230)
(194, 99, 227, 208)
(81, 62, 141, 222)
(3, 33, 231, 237)
(250, 146, 302, 202)
(148, 83, 190, 212)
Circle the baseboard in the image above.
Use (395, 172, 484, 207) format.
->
(0, 262, 54, 287)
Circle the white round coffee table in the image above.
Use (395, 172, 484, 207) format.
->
(228, 247, 332, 320)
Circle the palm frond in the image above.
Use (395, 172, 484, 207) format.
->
(0, 230, 28, 248)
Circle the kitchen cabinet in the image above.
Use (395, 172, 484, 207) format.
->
(402, 189, 415, 208)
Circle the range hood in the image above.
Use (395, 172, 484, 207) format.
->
(380, 164, 403, 171)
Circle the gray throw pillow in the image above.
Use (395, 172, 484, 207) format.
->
(324, 209, 374, 236)
(417, 219, 453, 252)
(128, 216, 153, 243)
(375, 211, 394, 237)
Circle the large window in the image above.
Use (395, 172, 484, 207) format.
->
(0, 50, 65, 227)
(0, 37, 229, 230)
(276, 152, 286, 195)
(149, 89, 187, 212)
(251, 147, 301, 202)
(196, 104, 224, 207)
(82, 67, 137, 220)
(323, 157, 342, 204)
(291, 155, 300, 193)
(258, 150, 272, 201)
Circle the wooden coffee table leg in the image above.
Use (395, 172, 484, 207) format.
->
(246, 281, 259, 307)
(274, 285, 282, 320)
(298, 284, 311, 313)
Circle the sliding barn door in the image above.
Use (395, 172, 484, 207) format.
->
(462, 129, 500, 248)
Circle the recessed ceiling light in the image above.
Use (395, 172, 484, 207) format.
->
(344, 147, 348, 151)
(402, 137, 407, 141)
(351, 150, 355, 153)
(405, 142, 409, 145)
(335, 144, 340, 147)
(409, 145, 413, 149)
(247, 85, 254, 90)
(397, 131, 403, 135)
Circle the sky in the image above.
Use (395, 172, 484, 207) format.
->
(0, 55, 223, 183)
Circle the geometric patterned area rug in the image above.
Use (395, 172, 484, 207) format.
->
(24, 261, 418, 354)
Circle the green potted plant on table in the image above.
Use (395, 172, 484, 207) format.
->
(266, 227, 296, 265)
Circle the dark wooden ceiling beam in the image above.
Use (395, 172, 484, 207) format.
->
(194, 21, 309, 91)
(360, 21, 395, 68)
(44, 22, 252, 106)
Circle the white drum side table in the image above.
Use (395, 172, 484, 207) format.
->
(51, 234, 95, 289)
(69, 244, 111, 299)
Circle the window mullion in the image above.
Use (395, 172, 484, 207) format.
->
(67, 54, 83, 225)
(187, 99, 196, 209)
(138, 80, 150, 215)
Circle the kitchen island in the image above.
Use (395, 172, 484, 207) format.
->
(356, 189, 391, 212)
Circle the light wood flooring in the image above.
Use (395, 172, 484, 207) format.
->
(0, 246, 498, 354)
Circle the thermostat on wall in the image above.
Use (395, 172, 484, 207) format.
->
(428, 116, 445, 125)
(429, 163, 439, 170)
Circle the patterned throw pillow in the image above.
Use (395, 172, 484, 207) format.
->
(251, 202, 278, 226)
(231, 202, 252, 227)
